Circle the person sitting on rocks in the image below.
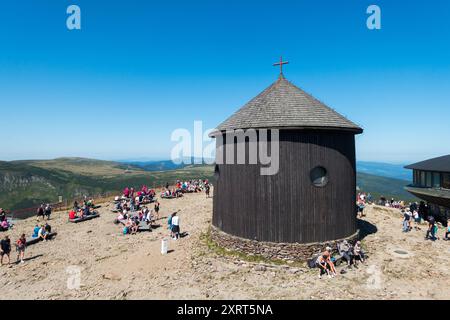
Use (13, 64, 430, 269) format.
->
(38, 225, 48, 241)
(0, 219, 9, 231)
(69, 209, 77, 220)
(325, 247, 337, 277)
(353, 241, 365, 265)
(32, 225, 40, 238)
(315, 252, 331, 279)
(338, 240, 354, 267)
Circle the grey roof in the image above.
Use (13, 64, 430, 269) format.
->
(405, 155, 450, 173)
(215, 74, 363, 133)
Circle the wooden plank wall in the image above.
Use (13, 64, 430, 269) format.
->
(213, 129, 357, 243)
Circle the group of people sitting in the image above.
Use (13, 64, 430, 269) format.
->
(315, 240, 365, 278)
(378, 196, 406, 209)
(69, 200, 98, 220)
(0, 208, 12, 231)
(32, 223, 52, 240)
(175, 179, 209, 193)
(161, 179, 211, 199)
(122, 186, 156, 201)
(116, 205, 158, 235)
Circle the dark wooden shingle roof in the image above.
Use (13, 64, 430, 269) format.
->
(405, 155, 450, 173)
(215, 74, 363, 133)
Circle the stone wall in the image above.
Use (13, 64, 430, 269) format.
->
(211, 226, 359, 261)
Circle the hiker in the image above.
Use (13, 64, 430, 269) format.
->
(445, 222, 450, 240)
(353, 241, 365, 265)
(0, 208, 6, 222)
(69, 209, 77, 220)
(44, 223, 52, 234)
(0, 219, 9, 231)
(337, 240, 354, 267)
(154, 201, 160, 220)
(1, 236, 11, 265)
(413, 210, 421, 229)
(38, 225, 48, 240)
(325, 246, 337, 276)
(402, 209, 411, 232)
(36, 204, 45, 221)
(316, 249, 332, 279)
(168, 212, 174, 235)
(425, 216, 437, 241)
(44, 204, 52, 220)
(16, 234, 26, 264)
(357, 202, 365, 218)
(171, 212, 180, 240)
(205, 184, 210, 198)
(32, 225, 40, 238)
(130, 219, 139, 235)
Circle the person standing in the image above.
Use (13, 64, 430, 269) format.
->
(1, 236, 11, 266)
(44, 204, 52, 220)
(402, 210, 411, 232)
(154, 201, 160, 220)
(205, 184, 210, 198)
(171, 212, 180, 240)
(36, 204, 45, 222)
(426, 216, 436, 241)
(16, 234, 26, 264)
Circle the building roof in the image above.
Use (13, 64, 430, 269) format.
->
(214, 74, 363, 133)
(405, 155, 450, 173)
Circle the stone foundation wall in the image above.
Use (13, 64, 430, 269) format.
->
(211, 226, 359, 261)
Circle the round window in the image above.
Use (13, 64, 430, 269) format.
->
(310, 166, 328, 187)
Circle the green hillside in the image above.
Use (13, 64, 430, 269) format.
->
(356, 172, 416, 202)
(0, 157, 415, 211)
(0, 158, 213, 211)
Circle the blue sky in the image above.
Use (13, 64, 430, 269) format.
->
(0, 0, 449, 163)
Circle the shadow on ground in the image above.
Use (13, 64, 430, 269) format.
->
(357, 218, 378, 240)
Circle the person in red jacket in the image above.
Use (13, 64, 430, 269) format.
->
(69, 210, 77, 220)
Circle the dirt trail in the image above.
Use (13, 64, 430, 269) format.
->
(0, 192, 449, 300)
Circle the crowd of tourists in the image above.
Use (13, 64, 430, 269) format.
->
(69, 198, 98, 220)
(115, 199, 160, 235)
(0, 221, 53, 266)
(161, 179, 211, 199)
(401, 201, 450, 241)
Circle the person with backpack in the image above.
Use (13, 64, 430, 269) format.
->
(36, 204, 45, 222)
(402, 209, 411, 232)
(426, 216, 437, 241)
(44, 204, 52, 220)
(1, 235, 11, 266)
(16, 234, 26, 264)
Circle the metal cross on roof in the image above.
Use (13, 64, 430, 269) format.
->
(273, 56, 289, 74)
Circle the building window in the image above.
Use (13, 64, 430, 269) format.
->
(426, 172, 432, 188)
(310, 166, 328, 187)
(443, 173, 450, 189)
(420, 171, 426, 187)
(432, 172, 441, 188)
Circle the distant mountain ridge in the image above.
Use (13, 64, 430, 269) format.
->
(357, 161, 411, 181)
(0, 157, 416, 212)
